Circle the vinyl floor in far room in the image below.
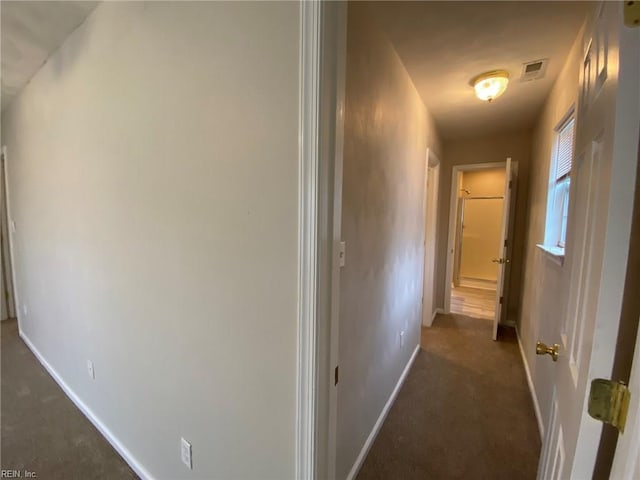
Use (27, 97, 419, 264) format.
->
(450, 285, 496, 320)
(1, 319, 138, 479)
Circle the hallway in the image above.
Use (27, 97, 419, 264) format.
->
(357, 314, 540, 480)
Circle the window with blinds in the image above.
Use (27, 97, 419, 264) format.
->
(555, 118, 575, 181)
(544, 112, 575, 253)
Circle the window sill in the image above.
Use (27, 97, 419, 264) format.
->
(537, 244, 565, 266)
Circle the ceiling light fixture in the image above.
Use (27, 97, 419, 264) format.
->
(470, 70, 510, 102)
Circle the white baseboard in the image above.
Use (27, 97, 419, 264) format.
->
(515, 327, 544, 440)
(427, 308, 443, 327)
(19, 331, 154, 480)
(346, 344, 420, 480)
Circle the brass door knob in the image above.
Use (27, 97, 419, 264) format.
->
(536, 341, 559, 361)
(491, 258, 511, 264)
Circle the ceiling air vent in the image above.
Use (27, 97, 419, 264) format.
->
(520, 59, 548, 82)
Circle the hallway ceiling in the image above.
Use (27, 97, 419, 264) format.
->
(1, 1, 98, 111)
(368, 1, 593, 140)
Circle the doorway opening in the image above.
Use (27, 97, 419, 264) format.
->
(1, 147, 17, 322)
(444, 161, 515, 339)
(422, 149, 440, 327)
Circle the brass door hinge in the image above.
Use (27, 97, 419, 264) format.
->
(588, 378, 631, 433)
(624, 1, 640, 27)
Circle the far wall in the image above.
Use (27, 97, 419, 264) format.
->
(458, 168, 506, 283)
(436, 130, 532, 322)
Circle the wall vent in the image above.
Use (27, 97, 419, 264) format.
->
(520, 59, 549, 82)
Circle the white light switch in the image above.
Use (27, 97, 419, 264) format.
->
(181, 438, 192, 470)
(338, 241, 346, 267)
(87, 360, 95, 379)
(10, 220, 16, 233)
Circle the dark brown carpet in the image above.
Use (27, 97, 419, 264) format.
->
(357, 313, 541, 480)
(1, 319, 138, 479)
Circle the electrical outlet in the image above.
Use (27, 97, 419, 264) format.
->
(87, 360, 95, 379)
(400, 330, 405, 347)
(181, 438, 192, 470)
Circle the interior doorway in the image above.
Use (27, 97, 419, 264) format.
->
(444, 160, 514, 338)
(422, 149, 440, 327)
(1, 147, 16, 322)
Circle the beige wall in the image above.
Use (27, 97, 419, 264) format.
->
(462, 168, 506, 197)
(337, 4, 441, 479)
(1, 2, 299, 478)
(459, 198, 503, 282)
(436, 130, 532, 322)
(519, 24, 584, 433)
(458, 169, 505, 282)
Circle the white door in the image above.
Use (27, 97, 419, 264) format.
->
(492, 157, 511, 340)
(537, 3, 640, 479)
(610, 315, 640, 479)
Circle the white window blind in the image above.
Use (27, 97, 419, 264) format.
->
(555, 118, 575, 180)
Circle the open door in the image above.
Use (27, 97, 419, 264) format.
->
(537, 3, 640, 478)
(492, 157, 511, 340)
(610, 315, 640, 478)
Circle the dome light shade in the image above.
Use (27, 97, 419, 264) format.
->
(471, 70, 510, 102)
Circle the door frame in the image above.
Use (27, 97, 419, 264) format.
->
(443, 161, 508, 315)
(296, 1, 323, 478)
(422, 149, 440, 326)
(297, 1, 346, 479)
(1, 145, 19, 325)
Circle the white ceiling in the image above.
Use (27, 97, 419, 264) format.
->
(0, 1, 592, 137)
(1, 1, 98, 110)
(368, 1, 593, 140)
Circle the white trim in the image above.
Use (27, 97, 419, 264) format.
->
(346, 344, 420, 480)
(324, 3, 347, 478)
(19, 331, 154, 480)
(536, 244, 565, 266)
(296, 1, 322, 479)
(429, 307, 444, 326)
(515, 327, 544, 440)
(2, 146, 20, 331)
(444, 161, 507, 314)
(422, 150, 440, 328)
